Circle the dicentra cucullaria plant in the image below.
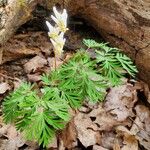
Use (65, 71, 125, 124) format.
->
(2, 6, 138, 148)
(46, 6, 68, 70)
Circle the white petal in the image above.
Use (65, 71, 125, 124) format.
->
(51, 15, 59, 24)
(46, 21, 53, 32)
(50, 39, 57, 49)
(53, 6, 61, 20)
(62, 9, 67, 21)
(59, 32, 64, 38)
(63, 38, 66, 43)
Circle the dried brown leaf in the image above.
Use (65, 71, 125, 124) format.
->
(93, 145, 109, 150)
(113, 139, 121, 150)
(101, 132, 122, 149)
(104, 84, 137, 122)
(0, 125, 25, 150)
(131, 105, 150, 150)
(74, 113, 100, 147)
(115, 126, 138, 150)
(24, 56, 47, 73)
(0, 82, 10, 94)
(60, 120, 77, 149)
(96, 113, 120, 131)
(27, 74, 41, 82)
(121, 135, 138, 150)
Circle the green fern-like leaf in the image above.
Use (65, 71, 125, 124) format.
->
(83, 39, 108, 48)
(59, 51, 108, 102)
(115, 53, 138, 77)
(3, 83, 36, 124)
(83, 39, 138, 85)
(2, 82, 70, 148)
(42, 70, 83, 108)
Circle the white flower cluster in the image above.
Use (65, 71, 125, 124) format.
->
(46, 6, 68, 57)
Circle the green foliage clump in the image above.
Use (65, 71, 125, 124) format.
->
(58, 51, 108, 102)
(2, 39, 138, 148)
(3, 82, 70, 147)
(42, 70, 83, 108)
(83, 39, 138, 85)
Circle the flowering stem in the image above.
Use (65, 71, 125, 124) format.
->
(54, 54, 57, 71)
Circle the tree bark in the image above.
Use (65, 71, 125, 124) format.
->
(0, 0, 150, 85)
(66, 0, 150, 85)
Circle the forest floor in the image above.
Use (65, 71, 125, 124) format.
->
(0, 22, 150, 150)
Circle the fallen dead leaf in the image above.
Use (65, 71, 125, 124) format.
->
(131, 105, 150, 150)
(2, 31, 53, 64)
(116, 126, 138, 150)
(24, 55, 47, 73)
(0, 139, 8, 150)
(104, 84, 137, 122)
(13, 80, 22, 89)
(93, 145, 109, 150)
(121, 134, 138, 150)
(6, 126, 25, 149)
(88, 105, 121, 131)
(60, 119, 77, 149)
(101, 132, 122, 150)
(0, 125, 26, 150)
(27, 73, 41, 82)
(74, 112, 100, 147)
(0, 82, 10, 94)
(113, 139, 121, 150)
(25, 141, 39, 150)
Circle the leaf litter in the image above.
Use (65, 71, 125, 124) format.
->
(0, 29, 150, 149)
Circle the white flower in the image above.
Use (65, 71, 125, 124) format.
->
(51, 6, 68, 32)
(46, 21, 60, 38)
(50, 32, 66, 57)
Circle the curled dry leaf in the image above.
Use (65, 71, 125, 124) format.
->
(6, 126, 25, 149)
(93, 145, 109, 150)
(13, 80, 22, 90)
(130, 105, 150, 150)
(116, 106, 150, 150)
(121, 134, 138, 150)
(74, 113, 100, 147)
(101, 132, 122, 150)
(0, 125, 25, 150)
(104, 84, 137, 122)
(0, 82, 10, 94)
(24, 56, 47, 73)
(116, 126, 138, 150)
(60, 119, 77, 149)
(113, 139, 121, 150)
(27, 73, 41, 82)
(88, 105, 121, 131)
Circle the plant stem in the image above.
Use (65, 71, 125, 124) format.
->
(54, 54, 57, 71)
